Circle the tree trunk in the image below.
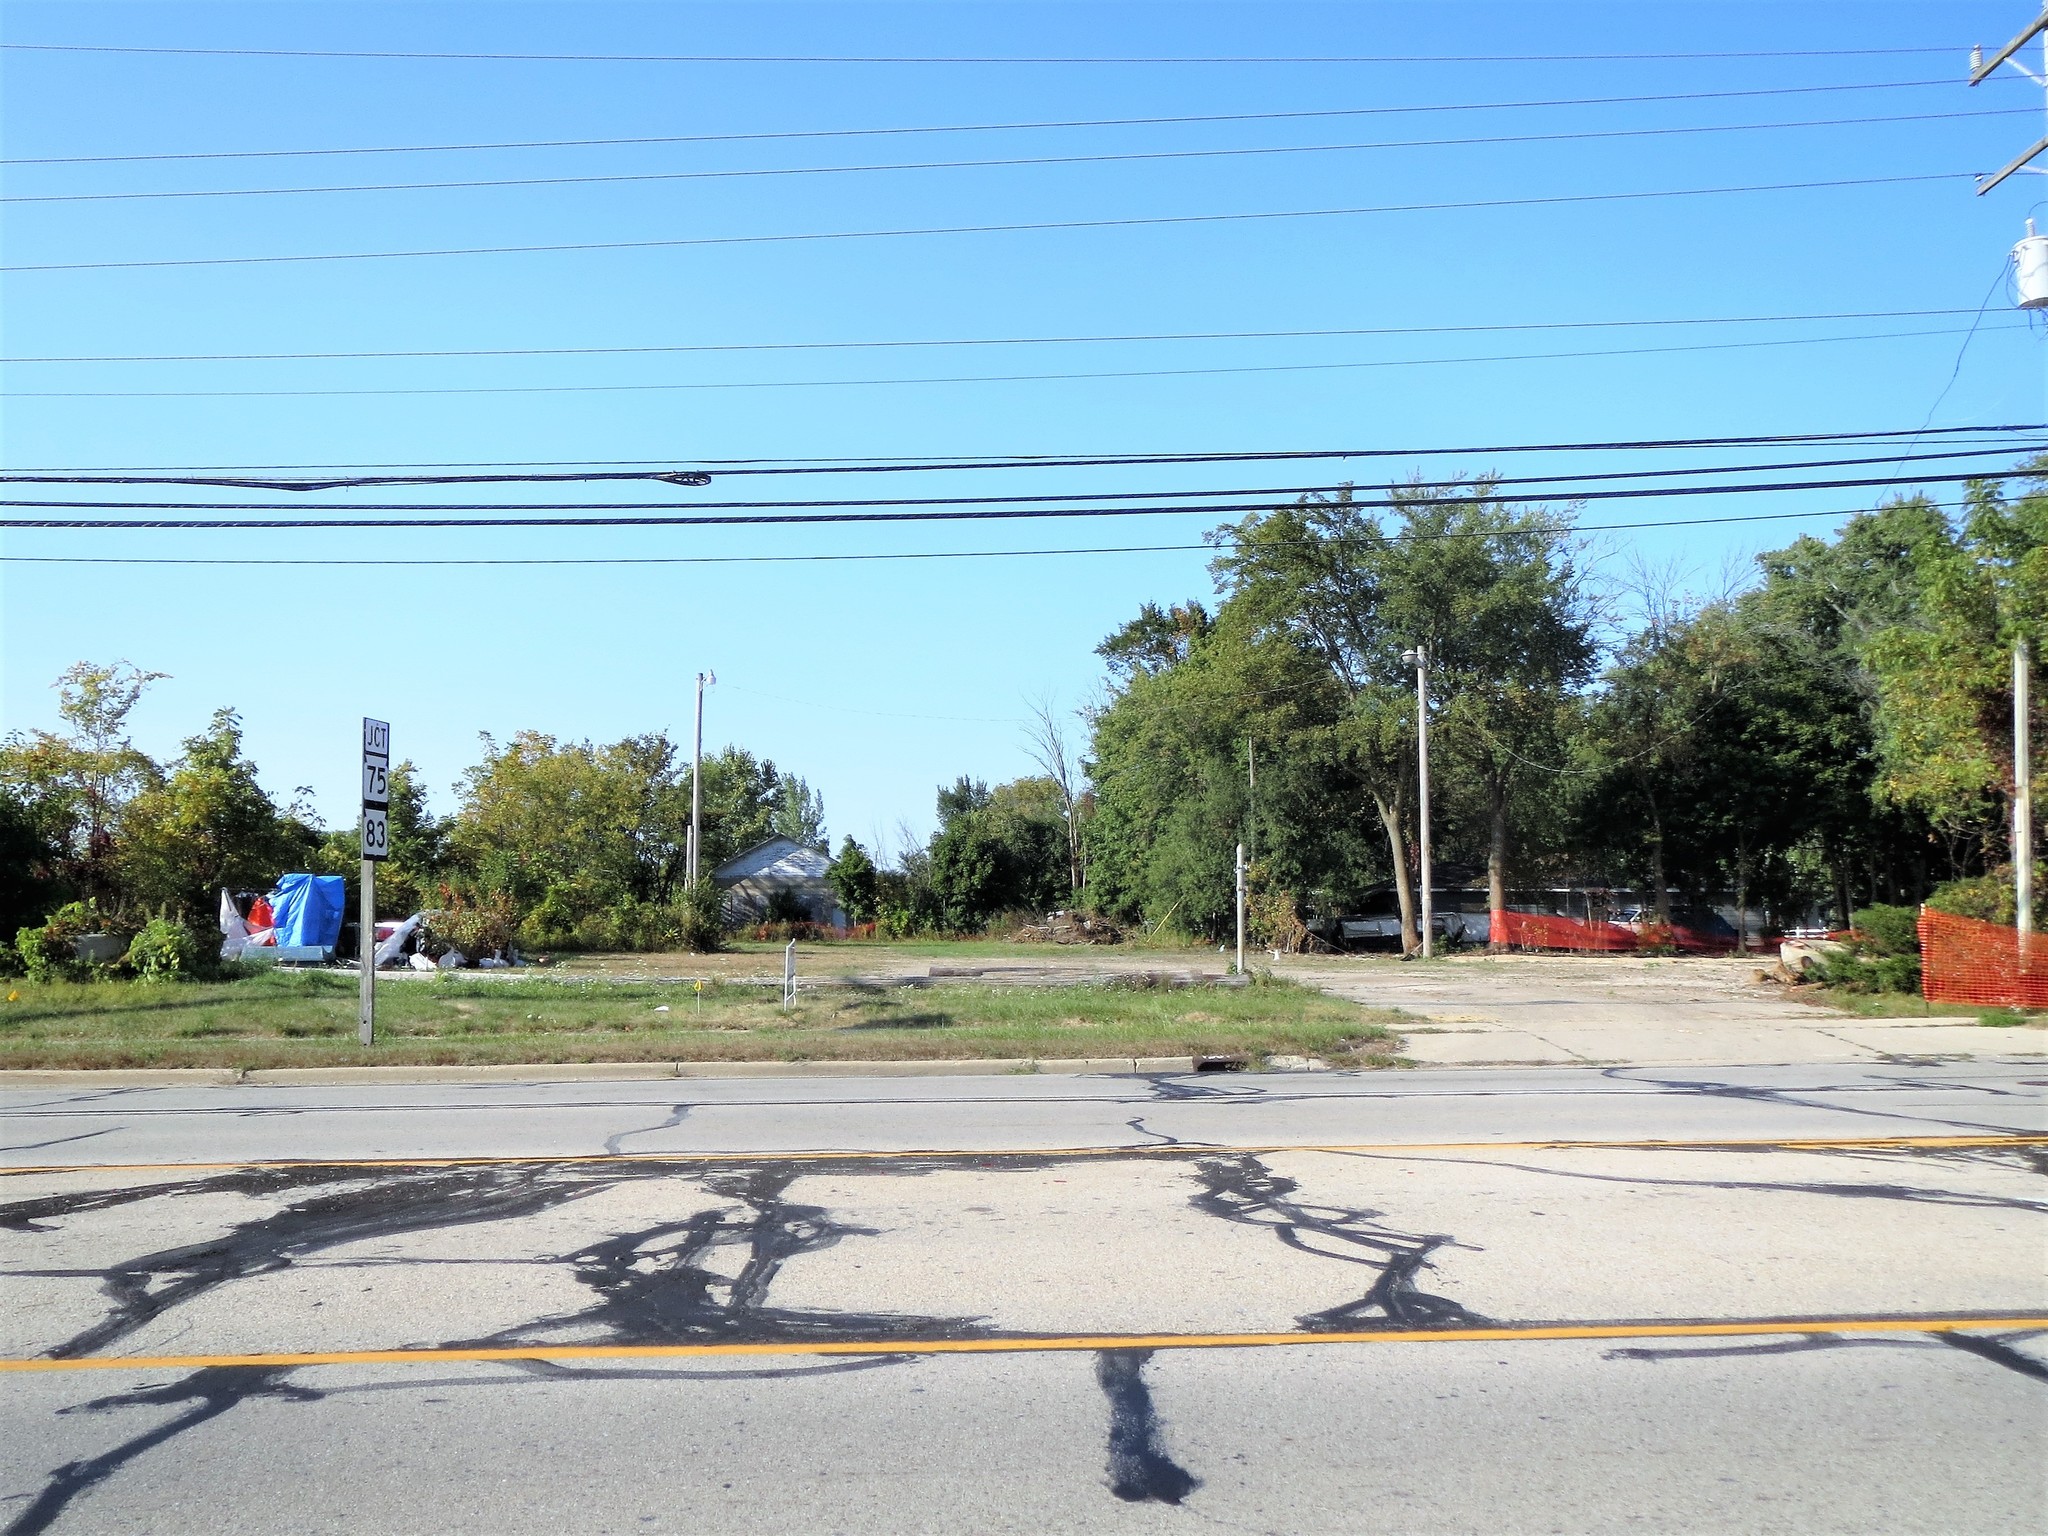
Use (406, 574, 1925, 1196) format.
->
(1734, 838, 1751, 955)
(1373, 791, 1416, 954)
(1487, 787, 1509, 953)
(1648, 799, 1672, 929)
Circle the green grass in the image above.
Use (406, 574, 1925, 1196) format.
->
(1974, 1007, 2044, 1029)
(548, 937, 1227, 979)
(1805, 988, 2046, 1024)
(0, 969, 1399, 1071)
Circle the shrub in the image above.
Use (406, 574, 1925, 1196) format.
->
(1848, 904, 1920, 958)
(126, 918, 200, 983)
(12, 900, 125, 982)
(875, 903, 922, 940)
(676, 879, 726, 954)
(1926, 866, 2044, 929)
(519, 885, 582, 948)
(429, 887, 520, 960)
(15, 925, 70, 982)
(748, 920, 852, 943)
(761, 887, 814, 925)
(1815, 947, 1921, 995)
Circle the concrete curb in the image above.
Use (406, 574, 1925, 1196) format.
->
(0, 1056, 1208, 1090)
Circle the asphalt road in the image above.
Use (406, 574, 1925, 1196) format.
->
(4, 1062, 2045, 1534)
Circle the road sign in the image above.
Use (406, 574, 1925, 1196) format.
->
(359, 718, 390, 1048)
(361, 717, 391, 849)
(361, 807, 390, 861)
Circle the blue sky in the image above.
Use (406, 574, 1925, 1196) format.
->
(2, 1, 2044, 858)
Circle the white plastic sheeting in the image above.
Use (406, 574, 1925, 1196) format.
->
(218, 890, 250, 960)
(374, 912, 426, 969)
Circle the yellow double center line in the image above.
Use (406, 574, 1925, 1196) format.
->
(4, 1316, 2043, 1375)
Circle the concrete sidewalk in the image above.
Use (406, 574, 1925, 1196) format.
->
(1283, 952, 2046, 1066)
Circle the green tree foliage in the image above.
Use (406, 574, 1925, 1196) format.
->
(772, 776, 827, 850)
(1860, 475, 2044, 857)
(0, 788, 62, 939)
(442, 734, 823, 947)
(0, 661, 166, 906)
(1088, 599, 1361, 939)
(1206, 481, 1594, 945)
(825, 836, 880, 923)
(921, 775, 1070, 931)
(116, 710, 319, 920)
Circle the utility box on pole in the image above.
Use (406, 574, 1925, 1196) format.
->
(2017, 224, 2048, 307)
(360, 718, 390, 1046)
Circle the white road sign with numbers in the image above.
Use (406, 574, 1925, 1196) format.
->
(361, 807, 390, 861)
(361, 718, 391, 860)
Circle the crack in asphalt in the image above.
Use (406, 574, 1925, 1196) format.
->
(1597, 1067, 2036, 1138)
(1326, 1145, 2048, 1215)
(1186, 1153, 1485, 1331)
(4, 1367, 318, 1536)
(37, 1165, 662, 1362)
(602, 1101, 694, 1157)
(439, 1166, 989, 1349)
(8, 1135, 2035, 1528)
(0, 1156, 1018, 1529)
(1095, 1349, 1199, 1504)
(1603, 1334, 1943, 1364)
(1940, 1332, 2048, 1382)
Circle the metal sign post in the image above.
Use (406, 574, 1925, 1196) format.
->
(360, 718, 391, 1046)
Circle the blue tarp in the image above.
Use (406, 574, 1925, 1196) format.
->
(271, 873, 346, 950)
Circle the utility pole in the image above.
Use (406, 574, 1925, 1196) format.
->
(1969, 12, 2046, 944)
(1235, 842, 1246, 975)
(2018, 640, 2035, 947)
(1246, 736, 1256, 867)
(1403, 645, 1434, 958)
(1969, 10, 2048, 195)
(688, 670, 715, 886)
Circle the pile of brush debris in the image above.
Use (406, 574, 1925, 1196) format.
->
(1012, 910, 1125, 945)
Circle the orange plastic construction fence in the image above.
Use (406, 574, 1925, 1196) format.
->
(1489, 910, 1738, 954)
(1918, 906, 2048, 1009)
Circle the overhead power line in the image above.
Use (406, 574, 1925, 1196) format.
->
(0, 499, 1980, 569)
(10, 322, 2026, 398)
(11, 424, 2038, 477)
(0, 308, 1996, 366)
(0, 41, 1967, 64)
(0, 79, 2002, 167)
(10, 442, 2031, 492)
(0, 173, 1963, 274)
(5, 468, 2034, 529)
(8, 109, 2026, 204)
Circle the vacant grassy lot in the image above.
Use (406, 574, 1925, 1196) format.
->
(550, 937, 1231, 980)
(0, 968, 1399, 1071)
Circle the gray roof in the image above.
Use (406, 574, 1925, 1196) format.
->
(711, 836, 830, 885)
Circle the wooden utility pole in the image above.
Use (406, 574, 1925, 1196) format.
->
(2018, 640, 2035, 946)
(688, 670, 714, 886)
